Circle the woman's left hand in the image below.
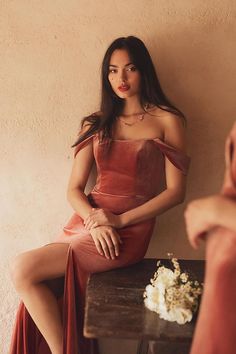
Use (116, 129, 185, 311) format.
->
(84, 208, 123, 230)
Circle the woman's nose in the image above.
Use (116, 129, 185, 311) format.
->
(119, 69, 127, 82)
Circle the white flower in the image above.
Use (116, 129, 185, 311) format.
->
(143, 258, 203, 325)
(159, 307, 192, 324)
(145, 285, 159, 303)
(153, 268, 176, 288)
(180, 272, 189, 283)
(144, 284, 165, 312)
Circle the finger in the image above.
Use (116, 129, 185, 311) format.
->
(88, 221, 99, 230)
(84, 209, 97, 227)
(91, 221, 99, 229)
(84, 216, 91, 228)
(112, 230, 123, 244)
(99, 238, 111, 259)
(85, 219, 98, 230)
(191, 237, 199, 249)
(110, 234, 120, 257)
(109, 230, 123, 256)
(94, 239, 104, 257)
(104, 235, 116, 259)
(188, 231, 199, 249)
(84, 219, 91, 229)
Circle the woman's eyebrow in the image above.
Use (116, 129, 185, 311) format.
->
(109, 62, 133, 67)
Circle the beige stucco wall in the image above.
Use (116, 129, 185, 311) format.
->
(1, 1, 236, 353)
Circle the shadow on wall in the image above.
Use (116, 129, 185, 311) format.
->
(149, 23, 235, 183)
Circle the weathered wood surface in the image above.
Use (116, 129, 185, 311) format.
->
(84, 258, 205, 342)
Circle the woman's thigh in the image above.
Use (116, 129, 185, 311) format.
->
(11, 243, 70, 287)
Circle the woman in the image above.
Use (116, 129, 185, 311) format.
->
(9, 36, 189, 354)
(185, 122, 236, 354)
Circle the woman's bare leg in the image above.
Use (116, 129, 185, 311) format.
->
(10, 243, 70, 354)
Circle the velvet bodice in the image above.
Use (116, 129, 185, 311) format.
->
(75, 133, 190, 200)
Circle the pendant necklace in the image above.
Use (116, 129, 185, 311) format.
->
(117, 111, 146, 126)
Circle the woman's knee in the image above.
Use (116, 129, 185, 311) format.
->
(10, 251, 36, 291)
(10, 244, 70, 292)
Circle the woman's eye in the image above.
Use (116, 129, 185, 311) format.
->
(127, 66, 136, 72)
(109, 69, 116, 74)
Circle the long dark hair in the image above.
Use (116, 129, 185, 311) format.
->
(72, 35, 185, 148)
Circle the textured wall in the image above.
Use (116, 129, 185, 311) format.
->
(1, 1, 236, 353)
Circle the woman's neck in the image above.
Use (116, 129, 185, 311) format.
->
(122, 96, 145, 115)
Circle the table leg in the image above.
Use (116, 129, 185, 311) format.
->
(137, 340, 149, 354)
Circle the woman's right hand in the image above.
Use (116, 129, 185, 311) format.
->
(89, 225, 123, 260)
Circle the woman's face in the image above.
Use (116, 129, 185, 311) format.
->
(108, 49, 141, 99)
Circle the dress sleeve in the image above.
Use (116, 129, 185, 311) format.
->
(74, 134, 95, 158)
(153, 138, 190, 175)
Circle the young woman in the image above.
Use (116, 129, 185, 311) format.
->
(185, 122, 236, 354)
(9, 36, 189, 354)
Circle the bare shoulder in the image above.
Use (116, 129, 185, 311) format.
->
(148, 106, 186, 151)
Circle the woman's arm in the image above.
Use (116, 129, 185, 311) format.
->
(67, 139, 95, 220)
(67, 126, 122, 259)
(185, 194, 236, 249)
(119, 114, 186, 226)
(84, 114, 187, 229)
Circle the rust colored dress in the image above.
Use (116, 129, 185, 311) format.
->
(9, 133, 189, 354)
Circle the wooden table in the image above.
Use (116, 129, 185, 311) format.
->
(84, 258, 205, 354)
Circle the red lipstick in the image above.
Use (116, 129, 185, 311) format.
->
(118, 84, 130, 92)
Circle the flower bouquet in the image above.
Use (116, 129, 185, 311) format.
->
(143, 257, 203, 325)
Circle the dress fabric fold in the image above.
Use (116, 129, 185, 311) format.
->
(190, 122, 236, 354)
(9, 133, 189, 354)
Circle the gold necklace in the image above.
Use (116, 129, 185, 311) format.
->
(117, 112, 146, 126)
(120, 111, 145, 117)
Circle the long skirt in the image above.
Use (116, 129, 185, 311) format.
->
(9, 192, 156, 354)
